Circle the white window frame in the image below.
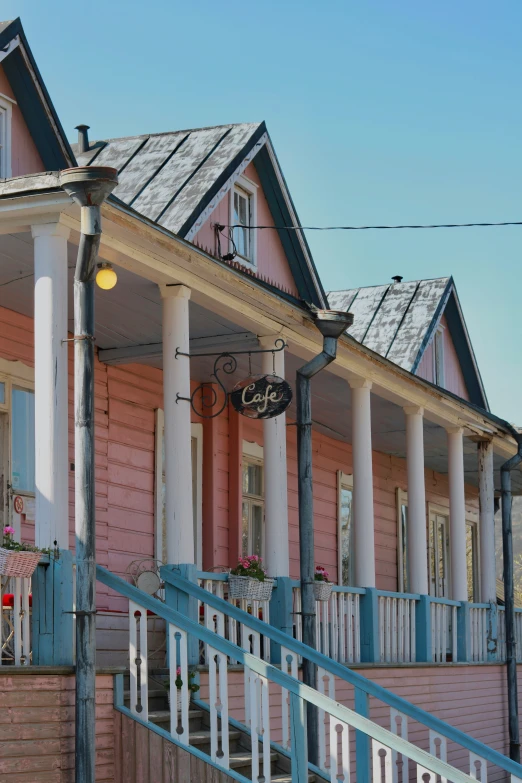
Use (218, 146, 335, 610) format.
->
(466, 514, 480, 603)
(433, 325, 445, 388)
(0, 93, 14, 179)
(229, 174, 258, 269)
(337, 471, 354, 586)
(396, 488, 409, 593)
(154, 410, 203, 568)
(242, 439, 264, 558)
(427, 503, 451, 598)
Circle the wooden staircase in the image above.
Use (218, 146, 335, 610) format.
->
(125, 677, 318, 783)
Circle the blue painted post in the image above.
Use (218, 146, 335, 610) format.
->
(113, 672, 124, 707)
(269, 577, 294, 664)
(359, 587, 379, 662)
(31, 551, 74, 666)
(457, 601, 470, 662)
(487, 602, 499, 662)
(355, 686, 370, 783)
(161, 563, 199, 664)
(415, 594, 432, 663)
(289, 692, 308, 783)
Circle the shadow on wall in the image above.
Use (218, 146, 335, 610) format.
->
(495, 496, 522, 606)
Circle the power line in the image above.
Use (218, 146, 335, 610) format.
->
(225, 220, 522, 231)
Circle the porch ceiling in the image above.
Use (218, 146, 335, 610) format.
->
(1, 232, 520, 494)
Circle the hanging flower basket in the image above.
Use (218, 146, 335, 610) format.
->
(229, 574, 274, 601)
(312, 580, 333, 602)
(0, 527, 42, 578)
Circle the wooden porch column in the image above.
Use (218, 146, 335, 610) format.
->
(447, 427, 467, 601)
(350, 379, 375, 588)
(260, 337, 289, 577)
(478, 440, 496, 603)
(160, 284, 194, 565)
(404, 406, 428, 595)
(31, 222, 70, 550)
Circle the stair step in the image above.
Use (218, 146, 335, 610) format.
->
(271, 775, 316, 783)
(229, 751, 277, 770)
(189, 729, 241, 747)
(148, 709, 204, 723)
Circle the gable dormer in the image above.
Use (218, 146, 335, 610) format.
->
(328, 276, 488, 410)
(0, 18, 75, 175)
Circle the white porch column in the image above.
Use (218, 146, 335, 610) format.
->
(31, 222, 70, 550)
(447, 427, 468, 601)
(478, 440, 496, 603)
(260, 337, 289, 577)
(161, 284, 194, 565)
(404, 406, 428, 595)
(350, 379, 375, 588)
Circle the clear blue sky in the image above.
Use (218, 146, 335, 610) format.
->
(6, 1, 522, 422)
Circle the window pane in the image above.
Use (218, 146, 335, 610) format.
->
(244, 462, 262, 497)
(192, 436, 198, 561)
(340, 487, 353, 585)
(0, 382, 5, 405)
(251, 503, 263, 557)
(242, 501, 249, 557)
(12, 388, 35, 493)
(429, 520, 436, 596)
(466, 523, 476, 602)
(401, 504, 409, 592)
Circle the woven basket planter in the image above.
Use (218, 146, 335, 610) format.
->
(0, 548, 41, 578)
(228, 575, 274, 602)
(167, 690, 184, 711)
(313, 581, 333, 602)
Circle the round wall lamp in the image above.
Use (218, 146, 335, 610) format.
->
(96, 262, 117, 290)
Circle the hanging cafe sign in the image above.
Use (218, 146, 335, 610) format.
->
(175, 338, 292, 419)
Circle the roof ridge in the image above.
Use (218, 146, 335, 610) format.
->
(83, 121, 263, 148)
(329, 275, 450, 293)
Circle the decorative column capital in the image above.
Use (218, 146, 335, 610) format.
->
(446, 425, 464, 436)
(159, 283, 191, 300)
(258, 334, 285, 351)
(349, 377, 372, 390)
(404, 405, 424, 416)
(31, 221, 70, 240)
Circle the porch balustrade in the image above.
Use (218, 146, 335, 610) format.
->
(429, 596, 459, 663)
(1, 575, 31, 665)
(377, 590, 418, 664)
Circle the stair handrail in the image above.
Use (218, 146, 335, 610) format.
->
(161, 565, 522, 778)
(97, 564, 478, 783)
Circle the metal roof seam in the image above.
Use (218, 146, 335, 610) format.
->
(128, 133, 189, 208)
(384, 280, 422, 362)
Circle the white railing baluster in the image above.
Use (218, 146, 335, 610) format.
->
(417, 765, 435, 783)
(168, 623, 189, 744)
(373, 741, 393, 783)
(281, 646, 298, 751)
(318, 666, 335, 773)
(429, 730, 447, 783)
(250, 671, 261, 783)
(330, 715, 350, 783)
(13, 578, 21, 665)
(469, 752, 487, 782)
(355, 594, 361, 662)
(129, 601, 148, 721)
(208, 644, 229, 767)
(21, 577, 30, 665)
(391, 708, 408, 783)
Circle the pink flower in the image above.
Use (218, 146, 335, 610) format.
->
(3, 526, 14, 536)
(176, 666, 181, 676)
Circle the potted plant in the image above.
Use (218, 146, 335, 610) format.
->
(164, 667, 200, 709)
(229, 555, 274, 601)
(0, 526, 43, 578)
(313, 565, 333, 602)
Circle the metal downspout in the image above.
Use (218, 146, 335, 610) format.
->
(501, 430, 522, 763)
(296, 309, 353, 763)
(60, 167, 118, 783)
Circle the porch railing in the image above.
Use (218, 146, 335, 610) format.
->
(292, 582, 363, 663)
(430, 596, 458, 662)
(115, 563, 522, 783)
(468, 603, 490, 663)
(377, 590, 418, 664)
(0, 575, 31, 665)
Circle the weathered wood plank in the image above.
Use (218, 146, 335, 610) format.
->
(135, 722, 150, 783)
(148, 728, 164, 782)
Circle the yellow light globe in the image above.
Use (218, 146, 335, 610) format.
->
(96, 264, 117, 290)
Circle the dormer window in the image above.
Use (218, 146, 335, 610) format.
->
(0, 95, 13, 179)
(433, 326, 445, 388)
(231, 175, 257, 267)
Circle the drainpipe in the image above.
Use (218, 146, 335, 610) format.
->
(60, 167, 118, 783)
(297, 308, 353, 763)
(501, 429, 522, 763)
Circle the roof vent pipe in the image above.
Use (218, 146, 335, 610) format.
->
(392, 275, 403, 283)
(75, 124, 90, 154)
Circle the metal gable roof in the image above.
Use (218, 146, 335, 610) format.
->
(328, 276, 488, 409)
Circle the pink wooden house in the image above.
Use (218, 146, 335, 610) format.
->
(0, 16, 521, 783)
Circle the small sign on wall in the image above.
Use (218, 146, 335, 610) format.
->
(230, 374, 292, 419)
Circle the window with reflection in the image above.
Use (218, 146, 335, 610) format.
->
(242, 458, 264, 558)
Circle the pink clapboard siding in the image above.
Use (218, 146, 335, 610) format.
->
(194, 162, 299, 297)
(0, 65, 45, 177)
(0, 302, 479, 601)
(416, 314, 470, 401)
(199, 664, 519, 780)
(0, 672, 115, 782)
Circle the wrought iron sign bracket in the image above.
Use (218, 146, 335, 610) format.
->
(175, 338, 287, 419)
